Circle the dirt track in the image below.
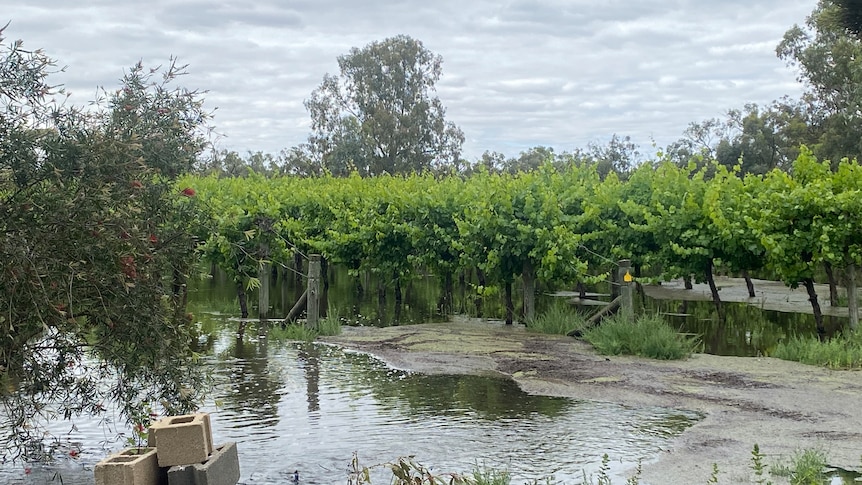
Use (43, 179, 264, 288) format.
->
(323, 312, 862, 484)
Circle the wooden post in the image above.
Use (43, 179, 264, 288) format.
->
(618, 259, 634, 321)
(259, 243, 270, 320)
(307, 254, 321, 329)
(849, 263, 859, 330)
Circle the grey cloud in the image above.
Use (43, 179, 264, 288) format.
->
(4, 0, 816, 160)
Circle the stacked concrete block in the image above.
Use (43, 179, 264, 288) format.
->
(94, 447, 166, 485)
(147, 413, 214, 467)
(166, 442, 241, 485)
(94, 413, 240, 485)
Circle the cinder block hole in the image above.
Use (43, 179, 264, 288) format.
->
(106, 456, 138, 463)
(169, 416, 195, 425)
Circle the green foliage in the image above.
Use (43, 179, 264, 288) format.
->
(583, 315, 697, 360)
(271, 324, 318, 342)
(270, 309, 342, 342)
(751, 443, 772, 485)
(305, 35, 464, 176)
(0, 29, 209, 459)
(771, 331, 862, 368)
(185, 135, 862, 337)
(527, 303, 587, 336)
(770, 447, 829, 485)
(470, 464, 511, 485)
(777, 1, 862, 166)
(317, 309, 344, 337)
(706, 463, 719, 484)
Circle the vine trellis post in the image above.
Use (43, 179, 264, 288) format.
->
(307, 254, 321, 329)
(618, 259, 634, 320)
(259, 242, 270, 320)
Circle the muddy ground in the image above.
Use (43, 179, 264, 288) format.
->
(322, 278, 862, 484)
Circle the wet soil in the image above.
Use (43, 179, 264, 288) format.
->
(323, 278, 862, 484)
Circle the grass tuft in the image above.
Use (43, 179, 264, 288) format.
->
(771, 331, 862, 369)
(269, 306, 342, 342)
(527, 303, 587, 335)
(582, 314, 697, 360)
(471, 464, 511, 485)
(770, 447, 828, 485)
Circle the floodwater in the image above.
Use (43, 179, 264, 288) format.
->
(0, 314, 701, 484)
(0, 269, 857, 484)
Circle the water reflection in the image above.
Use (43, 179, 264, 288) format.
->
(211, 322, 284, 434)
(297, 343, 320, 413)
(194, 317, 702, 484)
(647, 299, 847, 356)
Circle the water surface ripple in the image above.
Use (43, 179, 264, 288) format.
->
(0, 323, 701, 484)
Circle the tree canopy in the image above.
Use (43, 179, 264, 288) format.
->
(305, 35, 464, 177)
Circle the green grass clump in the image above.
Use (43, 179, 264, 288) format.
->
(771, 331, 862, 369)
(317, 308, 344, 337)
(527, 303, 588, 335)
(270, 323, 318, 342)
(471, 464, 511, 485)
(770, 447, 829, 485)
(582, 314, 697, 360)
(270, 308, 343, 342)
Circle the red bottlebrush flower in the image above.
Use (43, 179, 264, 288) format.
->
(136, 423, 145, 433)
(130, 180, 143, 189)
(54, 303, 67, 312)
(24, 467, 31, 475)
(181, 187, 196, 197)
(148, 234, 158, 244)
(69, 449, 79, 458)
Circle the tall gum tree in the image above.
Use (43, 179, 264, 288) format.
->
(778, 0, 862, 165)
(305, 35, 464, 176)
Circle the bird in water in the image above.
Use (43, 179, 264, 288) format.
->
(293, 470, 300, 483)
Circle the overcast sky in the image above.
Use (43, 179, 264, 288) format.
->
(5, 1, 816, 161)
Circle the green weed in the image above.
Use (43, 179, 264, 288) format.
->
(269, 306, 342, 341)
(528, 303, 587, 335)
(270, 323, 318, 342)
(750, 444, 772, 485)
(582, 314, 697, 360)
(770, 447, 829, 485)
(772, 331, 862, 369)
(470, 464, 511, 485)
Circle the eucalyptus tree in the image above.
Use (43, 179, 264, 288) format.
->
(305, 35, 464, 176)
(586, 134, 641, 180)
(778, 0, 862, 166)
(832, 0, 862, 35)
(666, 101, 815, 175)
(0, 31, 209, 458)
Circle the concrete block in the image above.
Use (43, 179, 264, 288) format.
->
(167, 442, 240, 485)
(147, 413, 214, 467)
(94, 447, 167, 485)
